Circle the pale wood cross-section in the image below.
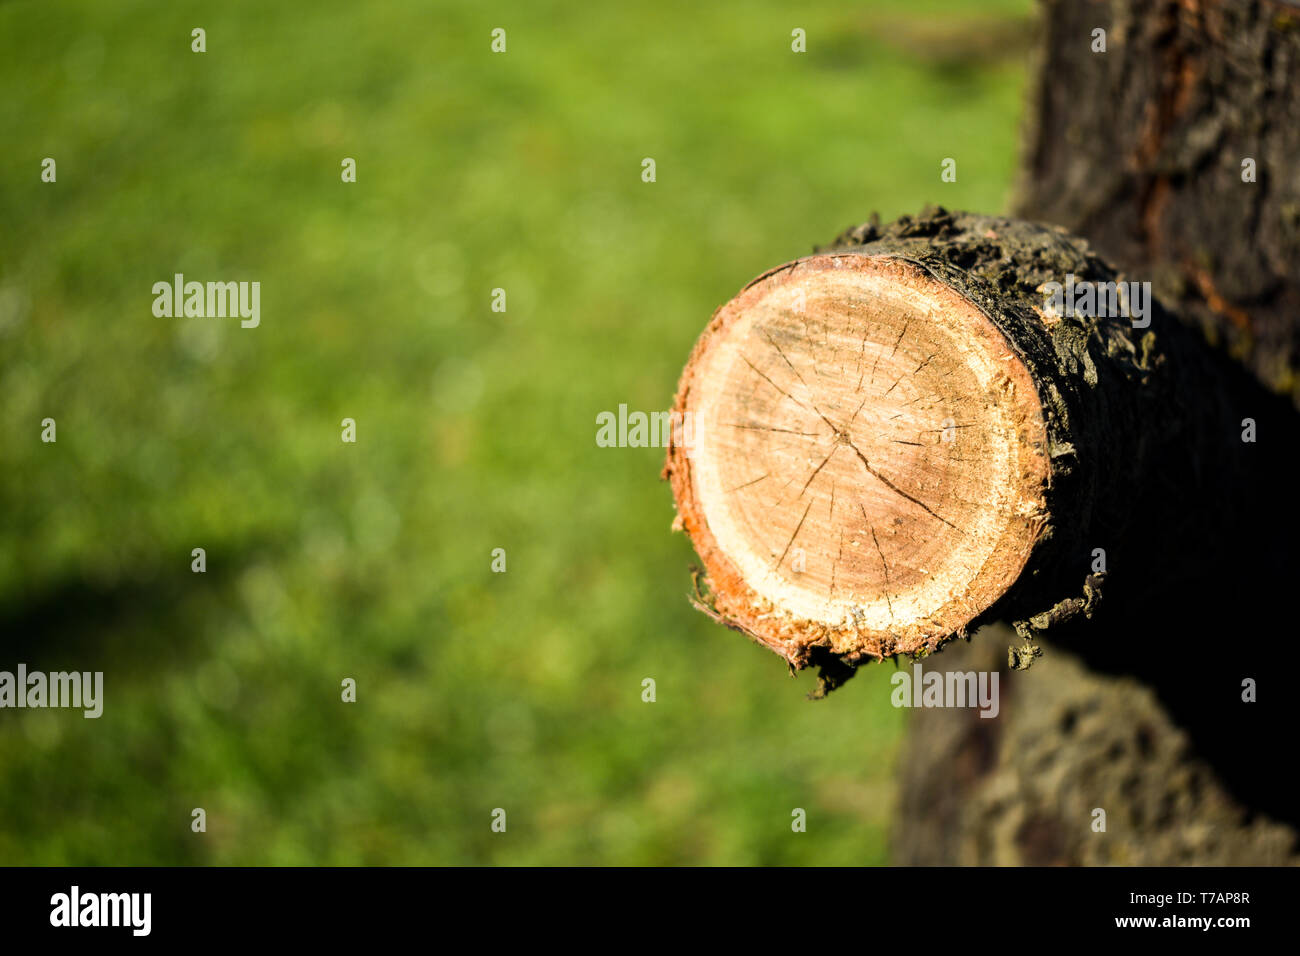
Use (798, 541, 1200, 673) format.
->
(666, 254, 1050, 668)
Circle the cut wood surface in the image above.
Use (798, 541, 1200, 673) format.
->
(665, 207, 1256, 690)
(669, 252, 1050, 659)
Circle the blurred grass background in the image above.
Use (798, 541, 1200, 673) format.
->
(0, 0, 1032, 864)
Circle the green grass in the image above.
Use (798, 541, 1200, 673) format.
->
(0, 0, 1032, 864)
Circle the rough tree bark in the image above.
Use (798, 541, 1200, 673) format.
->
(1017, 0, 1300, 404)
(894, 625, 1300, 865)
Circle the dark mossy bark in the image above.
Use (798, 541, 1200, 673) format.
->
(1016, 0, 1300, 403)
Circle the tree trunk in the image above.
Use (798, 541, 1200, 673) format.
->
(666, 0, 1300, 861)
(1016, 0, 1300, 404)
(893, 625, 1300, 865)
(893, 0, 1300, 862)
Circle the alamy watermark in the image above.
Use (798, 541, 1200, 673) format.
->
(596, 403, 696, 452)
(0, 664, 102, 718)
(1041, 274, 1151, 328)
(890, 662, 999, 718)
(152, 273, 260, 328)
(50, 886, 150, 936)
